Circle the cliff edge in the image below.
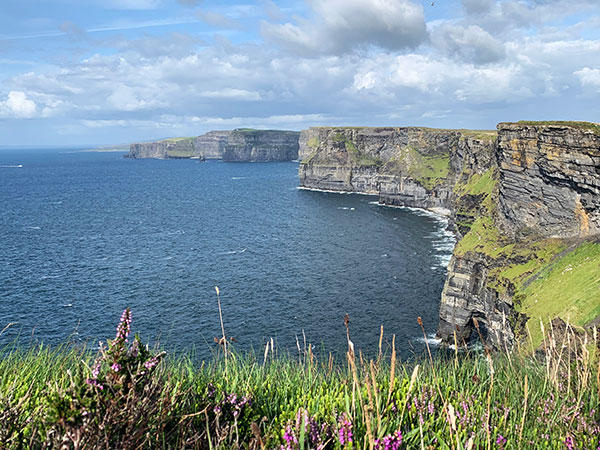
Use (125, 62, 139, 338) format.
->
(299, 122, 600, 349)
(126, 129, 299, 162)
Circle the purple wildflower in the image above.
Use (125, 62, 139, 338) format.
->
(338, 413, 353, 446)
(115, 308, 132, 341)
(496, 434, 507, 447)
(91, 362, 101, 380)
(375, 430, 403, 450)
(111, 363, 121, 372)
(564, 436, 574, 450)
(85, 378, 104, 390)
(144, 356, 159, 370)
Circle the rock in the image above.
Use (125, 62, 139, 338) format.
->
(299, 121, 600, 350)
(125, 129, 299, 162)
(193, 131, 232, 159)
(223, 129, 300, 162)
(496, 122, 600, 239)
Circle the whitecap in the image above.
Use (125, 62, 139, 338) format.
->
(232, 177, 246, 180)
(297, 186, 378, 197)
(0, 164, 23, 168)
(25, 226, 41, 230)
(414, 334, 442, 346)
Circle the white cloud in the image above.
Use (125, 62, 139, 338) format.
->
(200, 88, 261, 101)
(574, 67, 600, 89)
(0, 91, 37, 118)
(197, 10, 243, 29)
(262, 0, 428, 56)
(432, 24, 506, 64)
(102, 0, 162, 10)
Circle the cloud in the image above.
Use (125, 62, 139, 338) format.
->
(432, 24, 506, 64)
(59, 21, 86, 37)
(200, 88, 261, 101)
(0, 91, 37, 118)
(462, 0, 494, 15)
(197, 10, 243, 29)
(177, 0, 202, 6)
(112, 33, 205, 58)
(574, 67, 600, 90)
(262, 0, 428, 56)
(102, 0, 162, 10)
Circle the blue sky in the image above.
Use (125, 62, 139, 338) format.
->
(1, 0, 599, 146)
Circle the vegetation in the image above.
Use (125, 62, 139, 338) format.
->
(383, 147, 450, 190)
(166, 149, 195, 158)
(0, 309, 598, 449)
(519, 242, 600, 347)
(456, 130, 498, 142)
(453, 169, 496, 198)
(307, 137, 320, 149)
(515, 121, 600, 134)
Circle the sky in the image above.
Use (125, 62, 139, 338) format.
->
(0, 0, 599, 146)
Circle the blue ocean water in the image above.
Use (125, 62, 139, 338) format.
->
(0, 149, 454, 359)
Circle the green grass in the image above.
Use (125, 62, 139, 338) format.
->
(307, 137, 320, 149)
(518, 242, 600, 347)
(514, 121, 600, 134)
(453, 168, 496, 197)
(166, 149, 195, 158)
(383, 147, 450, 190)
(1, 335, 598, 449)
(164, 137, 195, 143)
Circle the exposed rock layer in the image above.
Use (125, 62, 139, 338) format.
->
(298, 122, 600, 348)
(223, 130, 300, 162)
(126, 129, 299, 162)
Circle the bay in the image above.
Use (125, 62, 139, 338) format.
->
(0, 149, 454, 359)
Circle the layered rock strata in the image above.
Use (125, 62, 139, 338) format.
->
(126, 129, 299, 162)
(299, 122, 600, 349)
(222, 129, 300, 162)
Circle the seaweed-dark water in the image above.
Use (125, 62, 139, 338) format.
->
(0, 149, 454, 359)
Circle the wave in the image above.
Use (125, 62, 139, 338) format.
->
(231, 177, 247, 180)
(24, 226, 41, 230)
(297, 186, 378, 196)
(414, 333, 442, 346)
(219, 247, 247, 255)
(0, 164, 23, 168)
(336, 207, 355, 210)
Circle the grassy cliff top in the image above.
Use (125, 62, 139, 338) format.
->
(500, 121, 600, 134)
(163, 136, 196, 142)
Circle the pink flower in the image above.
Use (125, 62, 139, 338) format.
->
(111, 363, 121, 372)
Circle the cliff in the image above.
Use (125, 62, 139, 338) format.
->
(127, 137, 197, 159)
(126, 129, 299, 162)
(299, 122, 600, 349)
(222, 129, 300, 162)
(298, 127, 496, 213)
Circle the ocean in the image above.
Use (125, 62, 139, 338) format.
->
(0, 148, 454, 360)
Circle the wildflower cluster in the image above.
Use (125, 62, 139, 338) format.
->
(337, 412, 353, 448)
(280, 408, 333, 450)
(44, 308, 167, 448)
(374, 430, 403, 450)
(84, 307, 166, 392)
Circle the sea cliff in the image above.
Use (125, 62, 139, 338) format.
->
(126, 129, 299, 162)
(298, 122, 600, 349)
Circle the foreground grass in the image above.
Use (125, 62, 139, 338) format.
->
(0, 313, 599, 449)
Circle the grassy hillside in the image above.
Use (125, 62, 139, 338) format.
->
(0, 309, 598, 449)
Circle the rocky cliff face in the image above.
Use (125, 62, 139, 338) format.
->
(193, 131, 232, 159)
(299, 122, 600, 349)
(439, 122, 600, 349)
(496, 122, 600, 239)
(127, 138, 196, 159)
(126, 129, 299, 161)
(299, 127, 496, 214)
(222, 129, 300, 162)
